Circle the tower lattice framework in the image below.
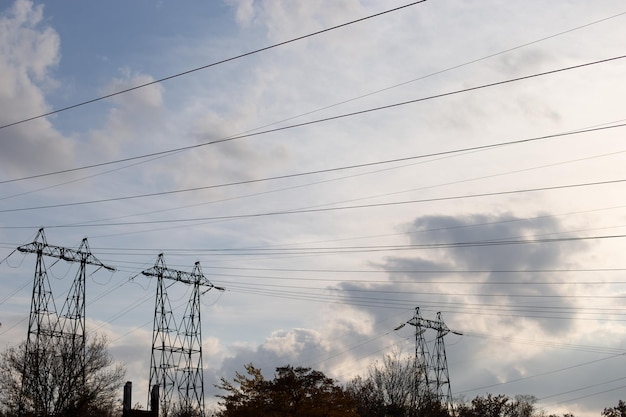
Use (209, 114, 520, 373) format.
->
(142, 254, 223, 417)
(396, 307, 461, 414)
(17, 228, 114, 415)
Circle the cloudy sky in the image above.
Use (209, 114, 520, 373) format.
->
(1, 0, 626, 415)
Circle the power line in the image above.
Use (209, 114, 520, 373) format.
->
(2, 54, 625, 186)
(218, 281, 626, 306)
(45, 233, 626, 256)
(458, 354, 626, 395)
(462, 331, 623, 355)
(550, 383, 626, 406)
(246, 10, 626, 136)
(2, 129, 624, 213)
(0, 1, 427, 131)
(3, 177, 620, 229)
(540, 376, 626, 402)
(38, 202, 619, 256)
(222, 286, 626, 322)
(210, 273, 626, 286)
(4, 8, 620, 210)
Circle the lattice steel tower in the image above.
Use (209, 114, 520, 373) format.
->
(17, 228, 114, 415)
(395, 307, 461, 414)
(142, 254, 223, 417)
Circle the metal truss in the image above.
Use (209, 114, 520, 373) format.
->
(395, 307, 461, 414)
(142, 254, 223, 417)
(17, 228, 114, 415)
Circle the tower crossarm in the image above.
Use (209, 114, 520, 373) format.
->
(17, 228, 114, 271)
(406, 317, 450, 336)
(142, 254, 224, 291)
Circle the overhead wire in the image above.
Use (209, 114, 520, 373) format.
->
(1, 5, 624, 224)
(230, 11, 626, 139)
(44, 201, 623, 257)
(54, 141, 626, 241)
(0, 1, 428, 131)
(460, 332, 624, 355)
(456, 353, 626, 395)
(221, 285, 626, 322)
(540, 376, 626, 402)
(50, 143, 623, 238)
(1, 53, 625, 187)
(1, 175, 623, 230)
(2, 130, 624, 214)
(548, 383, 626, 406)
(6, 6, 622, 213)
(86, 233, 626, 254)
(217, 279, 626, 301)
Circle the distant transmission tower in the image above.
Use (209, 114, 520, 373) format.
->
(431, 312, 454, 410)
(17, 228, 114, 414)
(395, 307, 461, 414)
(142, 254, 224, 417)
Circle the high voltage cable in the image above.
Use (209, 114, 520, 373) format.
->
(458, 354, 626, 395)
(2, 6, 622, 199)
(87, 233, 626, 253)
(222, 281, 626, 301)
(2, 11, 621, 208)
(48, 203, 624, 255)
(41, 233, 626, 256)
(462, 331, 623, 355)
(71, 260, 626, 285)
(211, 273, 626, 286)
(203, 266, 626, 275)
(75, 201, 626, 252)
(540, 376, 626, 402)
(2, 130, 625, 213)
(6, 177, 620, 229)
(547, 383, 626, 406)
(93, 267, 626, 282)
(224, 286, 626, 322)
(0, 1, 427, 131)
(2, 54, 626, 186)
(243, 11, 626, 137)
(176, 276, 626, 287)
(218, 282, 626, 311)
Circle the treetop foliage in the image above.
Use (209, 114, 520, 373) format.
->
(215, 358, 626, 417)
(0, 333, 125, 417)
(216, 363, 357, 417)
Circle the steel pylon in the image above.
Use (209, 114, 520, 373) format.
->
(142, 254, 223, 417)
(17, 228, 114, 415)
(395, 307, 461, 414)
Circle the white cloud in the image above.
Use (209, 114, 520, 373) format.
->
(0, 0, 73, 176)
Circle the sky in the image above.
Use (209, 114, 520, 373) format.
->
(1, 0, 626, 415)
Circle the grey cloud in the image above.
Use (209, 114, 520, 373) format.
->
(217, 328, 329, 381)
(342, 212, 586, 337)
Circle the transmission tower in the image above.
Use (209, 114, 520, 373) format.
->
(142, 254, 224, 417)
(395, 307, 430, 408)
(17, 228, 114, 414)
(431, 312, 454, 410)
(395, 307, 461, 414)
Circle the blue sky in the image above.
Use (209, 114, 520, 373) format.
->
(2, 1, 626, 416)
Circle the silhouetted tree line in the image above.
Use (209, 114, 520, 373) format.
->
(2, 338, 626, 417)
(214, 352, 626, 417)
(0, 333, 125, 417)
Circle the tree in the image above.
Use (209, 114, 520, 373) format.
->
(0, 333, 125, 417)
(346, 376, 386, 417)
(602, 400, 626, 417)
(216, 363, 358, 417)
(456, 394, 539, 417)
(346, 350, 446, 417)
